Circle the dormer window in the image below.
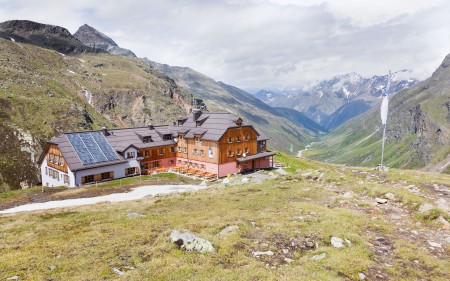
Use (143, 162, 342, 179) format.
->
(236, 117, 243, 127)
(143, 136, 152, 143)
(195, 135, 201, 142)
(163, 135, 172, 141)
(178, 134, 184, 140)
(127, 152, 135, 159)
(196, 121, 201, 127)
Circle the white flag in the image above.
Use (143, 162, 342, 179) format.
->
(380, 96, 389, 125)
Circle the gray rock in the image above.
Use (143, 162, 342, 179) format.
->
(169, 230, 214, 253)
(293, 216, 305, 221)
(112, 267, 124, 275)
(241, 177, 249, 183)
(375, 198, 388, 204)
(268, 172, 275, 177)
(390, 214, 401, 220)
(418, 203, 434, 213)
(276, 168, 287, 175)
(358, 272, 366, 280)
(437, 198, 448, 211)
(345, 239, 353, 247)
(216, 225, 239, 237)
(222, 178, 230, 185)
(445, 236, 450, 244)
(284, 257, 294, 263)
(411, 230, 419, 235)
(385, 193, 395, 200)
(7, 276, 20, 280)
(49, 265, 57, 270)
(310, 253, 326, 260)
(342, 192, 353, 198)
(253, 250, 274, 257)
(331, 236, 345, 248)
(427, 241, 442, 248)
(127, 213, 145, 217)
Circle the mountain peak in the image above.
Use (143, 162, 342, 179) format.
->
(74, 24, 118, 47)
(0, 19, 99, 54)
(74, 24, 136, 57)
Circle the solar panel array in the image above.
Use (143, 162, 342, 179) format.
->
(67, 132, 119, 164)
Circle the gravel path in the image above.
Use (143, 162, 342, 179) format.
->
(0, 184, 206, 214)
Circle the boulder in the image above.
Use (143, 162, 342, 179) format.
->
(216, 225, 239, 238)
(418, 203, 434, 213)
(331, 236, 345, 248)
(342, 192, 353, 199)
(310, 253, 326, 260)
(253, 250, 274, 257)
(385, 193, 395, 200)
(375, 198, 388, 204)
(427, 241, 442, 248)
(169, 230, 214, 253)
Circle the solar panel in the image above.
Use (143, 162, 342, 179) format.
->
(67, 132, 119, 165)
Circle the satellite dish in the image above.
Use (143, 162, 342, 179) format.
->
(174, 138, 178, 143)
(242, 153, 247, 158)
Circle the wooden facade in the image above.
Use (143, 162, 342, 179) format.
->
(46, 144, 68, 173)
(218, 127, 258, 164)
(139, 145, 177, 162)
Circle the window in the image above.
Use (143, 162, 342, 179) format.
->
(177, 160, 182, 165)
(169, 160, 175, 165)
(59, 157, 64, 166)
(152, 161, 160, 168)
(170, 147, 176, 153)
(195, 136, 200, 142)
(101, 172, 111, 180)
(158, 148, 164, 155)
(244, 147, 249, 154)
(85, 174, 94, 183)
(177, 147, 182, 152)
(54, 155, 59, 165)
(237, 136, 242, 142)
(178, 134, 184, 140)
(183, 147, 187, 153)
(144, 150, 150, 157)
(126, 167, 136, 175)
(127, 152, 135, 159)
(201, 164, 205, 170)
(49, 169, 53, 178)
(64, 175, 69, 184)
(237, 149, 242, 155)
(200, 150, 205, 156)
(143, 136, 152, 143)
(196, 121, 201, 127)
(244, 134, 250, 141)
(228, 150, 234, 157)
(193, 149, 198, 155)
(49, 153, 54, 163)
(163, 135, 172, 140)
(228, 137, 233, 143)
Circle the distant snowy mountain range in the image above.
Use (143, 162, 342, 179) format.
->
(254, 70, 419, 130)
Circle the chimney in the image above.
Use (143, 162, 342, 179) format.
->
(148, 124, 154, 130)
(102, 127, 108, 136)
(192, 109, 202, 121)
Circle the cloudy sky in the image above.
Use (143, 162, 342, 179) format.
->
(2, 0, 450, 91)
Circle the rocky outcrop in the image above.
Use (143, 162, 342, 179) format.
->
(74, 24, 136, 57)
(0, 20, 100, 54)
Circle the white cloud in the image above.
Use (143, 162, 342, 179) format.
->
(1, 0, 450, 90)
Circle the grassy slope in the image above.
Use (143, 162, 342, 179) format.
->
(1, 156, 448, 280)
(305, 64, 450, 172)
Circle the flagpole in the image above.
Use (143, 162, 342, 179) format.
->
(381, 123, 387, 168)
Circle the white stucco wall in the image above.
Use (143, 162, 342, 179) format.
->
(41, 155, 74, 187)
